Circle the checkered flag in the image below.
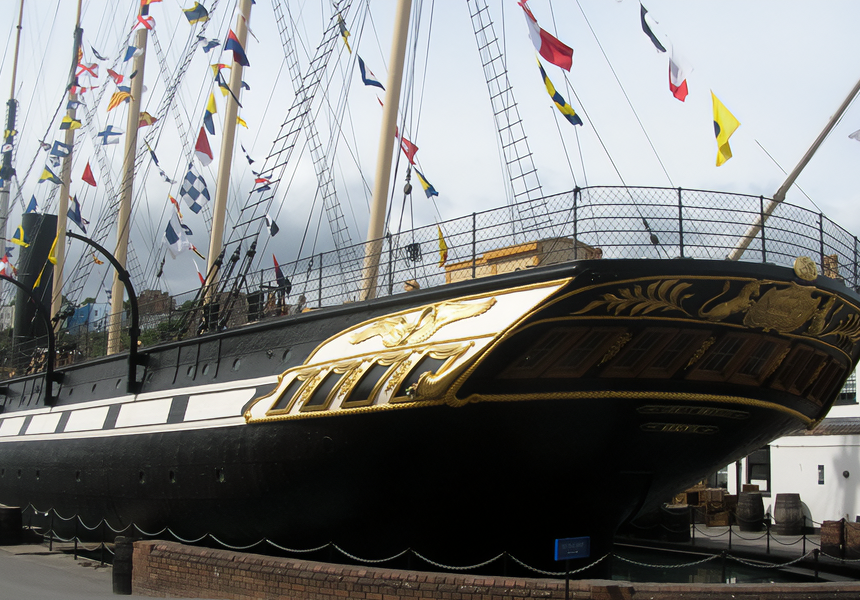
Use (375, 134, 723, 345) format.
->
(180, 162, 211, 214)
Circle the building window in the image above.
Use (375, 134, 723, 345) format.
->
(818, 465, 825, 485)
(747, 446, 771, 494)
(837, 371, 857, 405)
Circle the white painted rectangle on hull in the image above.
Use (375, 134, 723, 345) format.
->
(115, 398, 172, 428)
(185, 389, 255, 422)
(26, 413, 62, 435)
(0, 417, 26, 437)
(65, 406, 110, 432)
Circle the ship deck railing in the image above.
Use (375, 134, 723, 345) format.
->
(3, 185, 859, 374)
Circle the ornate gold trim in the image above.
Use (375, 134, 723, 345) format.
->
(389, 343, 473, 404)
(762, 346, 790, 380)
(299, 360, 363, 413)
(599, 332, 632, 365)
(348, 298, 497, 348)
(641, 423, 720, 435)
(304, 277, 573, 364)
(794, 256, 818, 281)
(686, 337, 715, 369)
(637, 405, 749, 420)
(574, 280, 694, 317)
(248, 388, 813, 426)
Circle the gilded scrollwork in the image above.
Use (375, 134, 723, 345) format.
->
(699, 281, 760, 321)
(686, 337, 715, 369)
(599, 332, 632, 365)
(821, 313, 860, 350)
(742, 283, 820, 333)
(762, 347, 790, 380)
(573, 280, 693, 317)
(349, 298, 497, 348)
(569, 272, 860, 352)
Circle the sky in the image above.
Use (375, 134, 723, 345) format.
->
(2, 0, 860, 302)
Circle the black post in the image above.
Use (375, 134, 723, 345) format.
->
(721, 551, 727, 583)
(112, 536, 134, 595)
(814, 548, 820, 582)
(760, 196, 767, 263)
(317, 253, 323, 308)
(471, 213, 476, 279)
(564, 559, 570, 600)
(766, 519, 771, 554)
(386, 234, 393, 296)
(819, 213, 825, 272)
(854, 235, 858, 289)
(74, 519, 78, 559)
(678, 187, 684, 258)
(48, 511, 53, 551)
(728, 520, 732, 550)
(100, 521, 105, 566)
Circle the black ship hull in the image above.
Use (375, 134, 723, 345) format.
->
(0, 258, 858, 571)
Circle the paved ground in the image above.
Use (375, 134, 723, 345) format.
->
(0, 544, 122, 600)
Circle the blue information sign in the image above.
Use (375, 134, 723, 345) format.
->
(554, 536, 590, 561)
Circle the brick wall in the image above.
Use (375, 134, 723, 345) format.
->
(131, 540, 860, 600)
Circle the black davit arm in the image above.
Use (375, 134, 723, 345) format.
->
(66, 231, 146, 394)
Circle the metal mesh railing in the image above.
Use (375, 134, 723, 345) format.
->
(3, 186, 858, 374)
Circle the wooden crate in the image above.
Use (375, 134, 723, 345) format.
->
(820, 520, 844, 558)
(701, 488, 726, 504)
(706, 511, 730, 527)
(845, 521, 860, 559)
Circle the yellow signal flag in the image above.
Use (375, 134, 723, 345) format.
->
(437, 226, 448, 268)
(48, 235, 58, 265)
(712, 91, 740, 166)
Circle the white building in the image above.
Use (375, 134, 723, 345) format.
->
(724, 373, 860, 526)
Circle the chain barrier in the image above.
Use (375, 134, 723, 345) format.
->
(265, 540, 330, 554)
(727, 529, 769, 542)
(727, 551, 814, 570)
(333, 546, 410, 565)
(208, 534, 267, 552)
(19, 504, 860, 577)
(691, 525, 730, 539)
(614, 553, 717, 570)
(508, 552, 608, 576)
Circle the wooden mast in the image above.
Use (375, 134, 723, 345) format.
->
(206, 0, 253, 292)
(358, 0, 412, 301)
(0, 0, 26, 294)
(107, 4, 150, 355)
(51, 0, 84, 328)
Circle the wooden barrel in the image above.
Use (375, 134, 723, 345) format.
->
(772, 493, 804, 535)
(0, 505, 22, 545)
(660, 504, 691, 542)
(736, 492, 764, 531)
